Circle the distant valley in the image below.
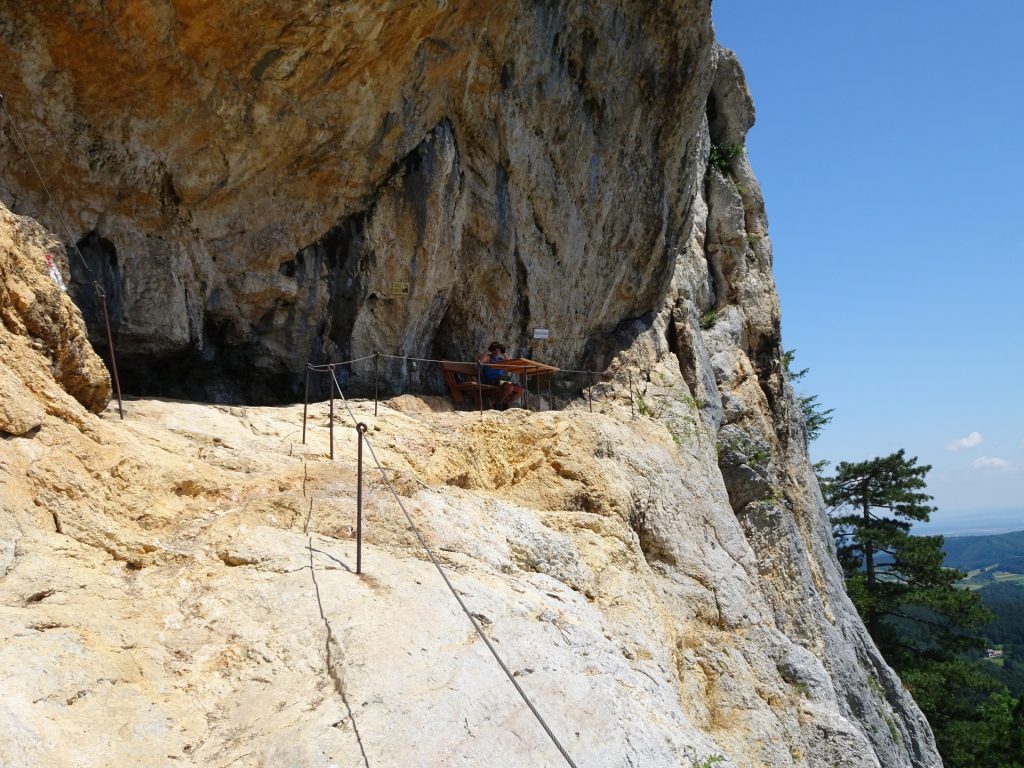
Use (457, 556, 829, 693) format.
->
(938, 529, 1024, 697)
(943, 529, 1024, 578)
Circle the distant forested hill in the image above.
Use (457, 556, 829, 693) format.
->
(975, 581, 1024, 696)
(942, 529, 1024, 573)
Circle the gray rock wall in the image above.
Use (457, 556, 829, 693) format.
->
(1, 0, 714, 402)
(615, 47, 940, 766)
(0, 4, 943, 765)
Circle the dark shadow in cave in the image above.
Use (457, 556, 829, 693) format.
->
(67, 230, 126, 395)
(69, 230, 123, 350)
(63, 215, 375, 405)
(111, 317, 298, 406)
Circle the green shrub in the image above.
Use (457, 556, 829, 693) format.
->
(709, 142, 743, 174)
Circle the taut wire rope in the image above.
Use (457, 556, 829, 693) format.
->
(311, 352, 614, 378)
(375, 352, 612, 378)
(306, 354, 378, 371)
(327, 367, 580, 768)
(0, 93, 125, 419)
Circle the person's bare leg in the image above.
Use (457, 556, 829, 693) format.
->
(507, 384, 522, 408)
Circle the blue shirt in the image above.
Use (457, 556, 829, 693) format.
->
(482, 353, 504, 383)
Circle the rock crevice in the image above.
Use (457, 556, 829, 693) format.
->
(0, 5, 942, 767)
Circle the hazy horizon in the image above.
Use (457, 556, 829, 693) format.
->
(913, 506, 1023, 537)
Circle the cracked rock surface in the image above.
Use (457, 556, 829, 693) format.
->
(0, 5, 942, 764)
(1, 386, 938, 766)
(0, 0, 716, 402)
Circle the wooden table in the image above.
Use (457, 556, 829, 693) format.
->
(481, 357, 559, 410)
(439, 361, 500, 408)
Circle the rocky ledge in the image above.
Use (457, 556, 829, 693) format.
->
(1, 199, 939, 767)
(0, 2, 942, 765)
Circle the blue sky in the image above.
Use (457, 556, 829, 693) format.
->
(711, 1, 1023, 529)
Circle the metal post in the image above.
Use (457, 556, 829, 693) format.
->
(302, 364, 310, 445)
(589, 371, 594, 413)
(328, 364, 335, 461)
(356, 422, 367, 574)
(628, 370, 634, 418)
(476, 362, 484, 418)
(95, 284, 124, 419)
(373, 352, 380, 417)
(547, 374, 552, 412)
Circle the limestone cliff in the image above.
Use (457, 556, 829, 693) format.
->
(0, 203, 111, 432)
(0, 2, 942, 767)
(0, 204, 941, 767)
(1, 0, 715, 403)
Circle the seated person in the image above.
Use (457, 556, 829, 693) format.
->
(478, 342, 525, 407)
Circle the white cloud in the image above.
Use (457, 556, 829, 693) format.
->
(946, 431, 983, 451)
(973, 456, 1013, 471)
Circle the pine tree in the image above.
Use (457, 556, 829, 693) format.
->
(824, 450, 989, 658)
(824, 450, 1017, 767)
(783, 349, 834, 443)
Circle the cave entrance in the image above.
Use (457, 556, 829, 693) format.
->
(68, 230, 304, 405)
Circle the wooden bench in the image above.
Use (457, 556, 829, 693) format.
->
(439, 361, 500, 408)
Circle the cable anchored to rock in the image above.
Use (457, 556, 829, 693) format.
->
(0, 92, 124, 419)
(326, 367, 581, 768)
(306, 353, 378, 371)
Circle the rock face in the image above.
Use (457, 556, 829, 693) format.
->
(1, 0, 714, 403)
(0, 388, 940, 767)
(0, 200, 111, 435)
(0, 4, 944, 767)
(0, 225, 944, 768)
